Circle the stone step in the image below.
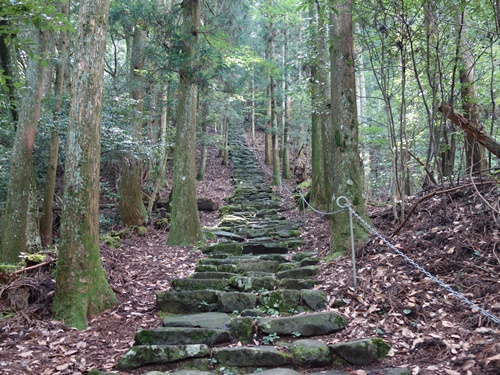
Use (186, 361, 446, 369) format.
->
(212, 346, 293, 367)
(162, 312, 231, 329)
(134, 327, 231, 346)
(116, 344, 209, 369)
(156, 288, 327, 315)
(257, 311, 347, 336)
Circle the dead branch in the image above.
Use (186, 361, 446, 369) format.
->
(438, 103, 500, 159)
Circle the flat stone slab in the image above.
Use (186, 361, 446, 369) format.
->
(116, 344, 209, 369)
(157, 290, 219, 313)
(171, 278, 229, 291)
(217, 291, 257, 312)
(212, 346, 293, 367)
(135, 327, 231, 346)
(258, 311, 346, 336)
(144, 371, 214, 375)
(162, 312, 231, 329)
(242, 242, 289, 255)
(276, 266, 319, 279)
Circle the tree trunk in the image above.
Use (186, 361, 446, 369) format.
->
(309, 1, 330, 210)
(457, 10, 487, 173)
(0, 25, 47, 263)
(167, 0, 201, 246)
(197, 102, 208, 181)
(26, 170, 41, 252)
(53, 0, 117, 329)
(119, 25, 148, 226)
(281, 18, 291, 180)
(147, 88, 170, 217)
(40, 0, 69, 248)
(40, 130, 59, 247)
(329, 0, 370, 250)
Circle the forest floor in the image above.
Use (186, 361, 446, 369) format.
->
(1, 128, 499, 375)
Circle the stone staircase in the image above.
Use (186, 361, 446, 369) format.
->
(110, 129, 409, 375)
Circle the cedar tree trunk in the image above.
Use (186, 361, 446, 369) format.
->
(53, 0, 117, 329)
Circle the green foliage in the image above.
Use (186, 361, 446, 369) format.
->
(262, 332, 280, 345)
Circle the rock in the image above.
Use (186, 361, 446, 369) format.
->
(143, 371, 214, 375)
(258, 311, 346, 336)
(329, 337, 391, 365)
(156, 290, 219, 314)
(301, 290, 328, 310)
(228, 275, 277, 292)
(275, 266, 319, 279)
(116, 344, 209, 369)
(288, 339, 332, 367)
(217, 291, 257, 312)
(212, 346, 293, 367)
(246, 369, 301, 375)
(162, 312, 231, 329)
(242, 242, 289, 254)
(383, 369, 412, 375)
(259, 290, 302, 313)
(171, 278, 229, 291)
(278, 278, 316, 290)
(236, 260, 279, 273)
(291, 252, 317, 261)
(230, 317, 254, 343)
(190, 272, 238, 280)
(202, 242, 244, 255)
(135, 327, 231, 346)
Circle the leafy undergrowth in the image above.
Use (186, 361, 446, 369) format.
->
(1, 134, 499, 375)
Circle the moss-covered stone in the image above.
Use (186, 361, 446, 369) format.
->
(228, 275, 277, 292)
(276, 266, 319, 280)
(202, 242, 243, 256)
(289, 339, 332, 367)
(329, 338, 391, 365)
(171, 278, 229, 291)
(276, 263, 296, 272)
(301, 290, 328, 310)
(156, 290, 219, 314)
(259, 290, 302, 313)
(135, 327, 231, 346)
(100, 233, 121, 249)
(291, 252, 316, 262)
(116, 344, 209, 369)
(258, 311, 346, 336)
(212, 346, 293, 367)
(194, 264, 218, 273)
(278, 278, 316, 290)
(162, 312, 231, 329)
(217, 291, 257, 312)
(230, 317, 254, 343)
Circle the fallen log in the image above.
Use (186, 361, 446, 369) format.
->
(438, 103, 500, 159)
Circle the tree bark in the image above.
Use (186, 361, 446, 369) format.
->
(329, 0, 371, 250)
(0, 25, 47, 263)
(457, 10, 487, 173)
(53, 0, 117, 329)
(119, 25, 148, 226)
(167, 0, 201, 246)
(309, 1, 330, 210)
(40, 131, 59, 247)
